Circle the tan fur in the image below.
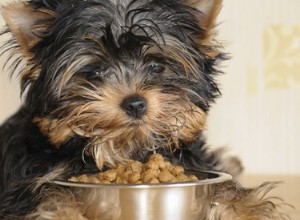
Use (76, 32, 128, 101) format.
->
(57, 55, 100, 97)
(1, 2, 55, 82)
(26, 189, 88, 220)
(53, 77, 206, 168)
(183, 0, 223, 43)
(145, 37, 200, 78)
(21, 65, 42, 85)
(210, 181, 292, 220)
(33, 118, 75, 146)
(1, 2, 55, 50)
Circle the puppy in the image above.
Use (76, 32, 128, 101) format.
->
(0, 0, 289, 219)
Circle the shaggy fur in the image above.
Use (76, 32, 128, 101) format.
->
(0, 0, 289, 219)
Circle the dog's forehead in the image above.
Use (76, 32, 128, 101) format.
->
(109, 0, 137, 6)
(59, 0, 183, 31)
(53, 1, 175, 56)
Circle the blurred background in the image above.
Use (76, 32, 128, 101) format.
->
(0, 0, 299, 176)
(206, 0, 300, 175)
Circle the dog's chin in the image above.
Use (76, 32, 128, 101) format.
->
(80, 124, 175, 169)
(71, 105, 206, 169)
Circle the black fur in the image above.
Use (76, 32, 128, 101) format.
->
(0, 0, 225, 218)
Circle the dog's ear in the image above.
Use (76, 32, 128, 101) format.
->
(183, 0, 222, 41)
(1, 2, 55, 51)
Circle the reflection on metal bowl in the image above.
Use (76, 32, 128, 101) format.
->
(54, 171, 231, 220)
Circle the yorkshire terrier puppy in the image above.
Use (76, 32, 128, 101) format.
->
(0, 0, 288, 219)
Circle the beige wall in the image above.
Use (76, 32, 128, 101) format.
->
(0, 0, 21, 123)
(0, 0, 299, 174)
(206, 0, 300, 174)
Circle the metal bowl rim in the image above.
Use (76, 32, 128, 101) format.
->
(53, 171, 232, 189)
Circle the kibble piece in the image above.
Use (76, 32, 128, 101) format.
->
(177, 173, 189, 182)
(128, 172, 141, 183)
(89, 176, 101, 184)
(116, 176, 126, 184)
(148, 178, 160, 184)
(164, 161, 172, 169)
(188, 175, 198, 182)
(103, 169, 117, 182)
(149, 153, 164, 162)
(116, 163, 126, 174)
(68, 153, 199, 184)
(158, 170, 174, 183)
(171, 166, 185, 176)
(143, 168, 160, 177)
(144, 161, 159, 170)
(142, 173, 156, 183)
(69, 176, 78, 182)
(126, 160, 135, 171)
(130, 161, 143, 173)
(157, 160, 167, 169)
(97, 172, 104, 179)
(122, 170, 133, 181)
(78, 174, 89, 183)
(101, 180, 112, 184)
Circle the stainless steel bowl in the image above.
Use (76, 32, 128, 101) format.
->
(54, 171, 231, 220)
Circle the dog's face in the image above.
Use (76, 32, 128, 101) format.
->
(2, 0, 223, 168)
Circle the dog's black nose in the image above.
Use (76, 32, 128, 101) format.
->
(121, 95, 147, 119)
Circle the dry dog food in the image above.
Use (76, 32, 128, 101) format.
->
(68, 154, 199, 184)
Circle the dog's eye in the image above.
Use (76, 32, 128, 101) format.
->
(84, 71, 102, 80)
(94, 71, 102, 76)
(147, 63, 165, 74)
(83, 67, 110, 79)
